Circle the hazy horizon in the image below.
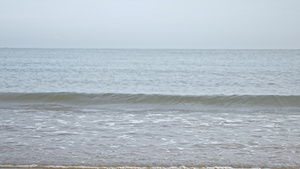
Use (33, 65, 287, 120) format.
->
(1, 47, 300, 50)
(1, 0, 300, 49)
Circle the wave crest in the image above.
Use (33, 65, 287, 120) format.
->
(1, 92, 299, 108)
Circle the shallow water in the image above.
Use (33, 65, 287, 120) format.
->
(0, 49, 300, 168)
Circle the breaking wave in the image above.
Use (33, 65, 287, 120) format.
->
(0, 92, 299, 108)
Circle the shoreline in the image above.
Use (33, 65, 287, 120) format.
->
(1, 164, 299, 169)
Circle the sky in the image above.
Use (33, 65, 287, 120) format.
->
(1, 0, 300, 49)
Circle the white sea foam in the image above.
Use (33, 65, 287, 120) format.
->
(0, 165, 261, 169)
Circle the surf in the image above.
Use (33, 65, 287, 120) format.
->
(1, 92, 299, 108)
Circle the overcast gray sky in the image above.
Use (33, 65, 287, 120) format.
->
(1, 0, 300, 49)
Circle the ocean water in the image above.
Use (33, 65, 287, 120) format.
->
(0, 48, 300, 169)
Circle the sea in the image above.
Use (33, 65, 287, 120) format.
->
(0, 48, 300, 169)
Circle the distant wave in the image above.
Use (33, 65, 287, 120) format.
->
(1, 92, 300, 108)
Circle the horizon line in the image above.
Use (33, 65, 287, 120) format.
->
(1, 47, 300, 50)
